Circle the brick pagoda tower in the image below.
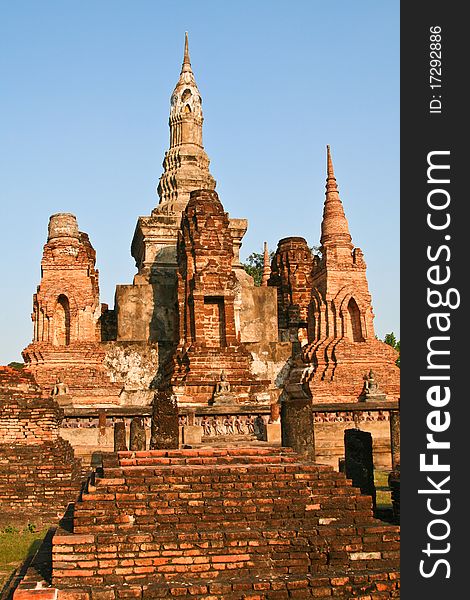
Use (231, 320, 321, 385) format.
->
(156, 189, 271, 409)
(22, 213, 121, 403)
(281, 147, 399, 465)
(116, 34, 250, 345)
(302, 146, 400, 403)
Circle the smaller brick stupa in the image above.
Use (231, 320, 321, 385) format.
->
(278, 147, 400, 465)
(22, 213, 122, 404)
(302, 146, 400, 403)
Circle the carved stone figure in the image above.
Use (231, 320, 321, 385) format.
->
(364, 369, 378, 395)
(254, 415, 265, 437)
(114, 420, 127, 451)
(129, 417, 146, 451)
(50, 377, 69, 397)
(235, 415, 245, 434)
(224, 415, 234, 435)
(360, 369, 386, 401)
(202, 416, 212, 436)
(269, 401, 281, 423)
(214, 371, 230, 393)
(213, 417, 223, 436)
(246, 415, 255, 434)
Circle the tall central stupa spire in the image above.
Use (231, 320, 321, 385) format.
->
(320, 145, 353, 253)
(154, 33, 216, 215)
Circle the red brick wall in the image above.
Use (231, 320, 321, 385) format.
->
(0, 396, 62, 444)
(203, 297, 226, 347)
(0, 381, 82, 527)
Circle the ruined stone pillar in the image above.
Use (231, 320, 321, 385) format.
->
(389, 410, 400, 470)
(98, 411, 106, 438)
(280, 395, 315, 459)
(150, 391, 179, 449)
(114, 421, 128, 452)
(130, 417, 146, 451)
(388, 467, 400, 523)
(344, 428, 376, 509)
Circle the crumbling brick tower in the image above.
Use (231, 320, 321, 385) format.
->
(22, 213, 120, 403)
(118, 33, 218, 344)
(30, 213, 102, 346)
(269, 236, 314, 344)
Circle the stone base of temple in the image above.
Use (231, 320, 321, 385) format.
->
(11, 446, 400, 600)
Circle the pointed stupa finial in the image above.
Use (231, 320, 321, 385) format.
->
(320, 145, 353, 251)
(326, 144, 338, 193)
(261, 241, 271, 286)
(184, 31, 190, 65)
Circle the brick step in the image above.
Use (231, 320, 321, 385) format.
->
(92, 471, 357, 500)
(15, 570, 400, 600)
(101, 462, 342, 478)
(72, 514, 379, 537)
(88, 484, 357, 502)
(81, 484, 360, 504)
(102, 461, 342, 478)
(116, 447, 296, 458)
(56, 520, 396, 547)
(52, 524, 399, 588)
(60, 522, 399, 556)
(117, 454, 301, 467)
(102, 448, 298, 467)
(75, 491, 369, 517)
(90, 465, 354, 488)
(72, 508, 375, 534)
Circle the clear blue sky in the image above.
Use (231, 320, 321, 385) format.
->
(0, 1, 399, 364)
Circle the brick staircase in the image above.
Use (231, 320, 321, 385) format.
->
(14, 446, 399, 599)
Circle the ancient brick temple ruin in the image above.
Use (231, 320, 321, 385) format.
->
(1, 34, 400, 599)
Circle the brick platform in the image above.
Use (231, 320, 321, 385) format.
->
(14, 447, 399, 599)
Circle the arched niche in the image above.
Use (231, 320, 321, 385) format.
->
(54, 294, 71, 346)
(347, 297, 364, 342)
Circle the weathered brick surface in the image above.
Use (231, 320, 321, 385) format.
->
(36, 447, 401, 598)
(269, 236, 313, 341)
(21, 214, 124, 404)
(0, 366, 41, 398)
(156, 189, 272, 408)
(0, 436, 82, 527)
(271, 149, 399, 406)
(0, 373, 82, 527)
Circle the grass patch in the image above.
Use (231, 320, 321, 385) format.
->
(0, 527, 47, 588)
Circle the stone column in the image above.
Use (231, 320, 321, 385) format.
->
(388, 468, 400, 523)
(344, 428, 376, 509)
(389, 410, 400, 470)
(150, 390, 179, 449)
(280, 393, 315, 459)
(98, 411, 106, 438)
(130, 417, 146, 451)
(114, 421, 127, 452)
